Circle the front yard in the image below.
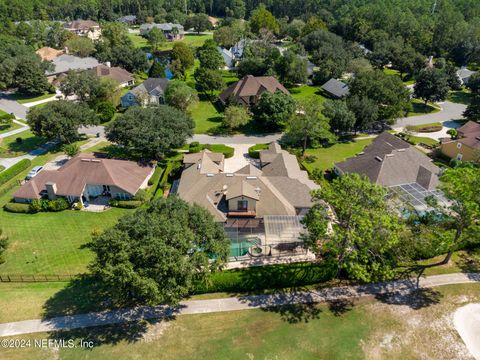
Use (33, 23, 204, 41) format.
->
(0, 130, 47, 158)
(8, 92, 55, 104)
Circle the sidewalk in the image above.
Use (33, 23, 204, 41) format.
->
(0, 120, 29, 139)
(0, 272, 478, 337)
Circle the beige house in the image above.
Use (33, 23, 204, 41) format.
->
(177, 144, 318, 222)
(440, 121, 480, 162)
(13, 154, 153, 205)
(64, 20, 102, 40)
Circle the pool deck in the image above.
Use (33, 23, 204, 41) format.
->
(225, 252, 316, 269)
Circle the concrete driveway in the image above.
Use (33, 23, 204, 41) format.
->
(394, 101, 467, 128)
(223, 144, 257, 173)
(0, 94, 28, 119)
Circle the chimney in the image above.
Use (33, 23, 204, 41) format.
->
(45, 182, 57, 200)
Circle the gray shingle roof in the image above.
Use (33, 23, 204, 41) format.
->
(130, 78, 169, 96)
(321, 78, 350, 98)
(47, 54, 100, 75)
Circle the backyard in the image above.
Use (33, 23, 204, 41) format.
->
(1, 283, 479, 359)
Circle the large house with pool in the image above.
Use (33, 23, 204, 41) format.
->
(13, 154, 154, 206)
(175, 143, 318, 259)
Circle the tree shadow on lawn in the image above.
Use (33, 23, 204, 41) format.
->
(43, 275, 180, 345)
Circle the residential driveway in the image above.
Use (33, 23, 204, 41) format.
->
(394, 101, 467, 128)
(0, 272, 478, 337)
(191, 133, 282, 145)
(0, 94, 28, 119)
(79, 125, 106, 137)
(223, 144, 257, 173)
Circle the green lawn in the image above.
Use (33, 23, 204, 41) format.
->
(128, 33, 213, 52)
(189, 98, 223, 134)
(447, 89, 473, 105)
(302, 139, 373, 172)
(0, 120, 23, 135)
(2, 283, 480, 359)
(0, 130, 47, 158)
(403, 134, 439, 146)
(8, 92, 55, 104)
(289, 85, 327, 102)
(0, 207, 128, 275)
(405, 122, 442, 132)
(407, 99, 441, 117)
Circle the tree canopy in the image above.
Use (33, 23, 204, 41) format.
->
(106, 106, 194, 159)
(252, 91, 296, 129)
(89, 196, 229, 305)
(165, 80, 199, 112)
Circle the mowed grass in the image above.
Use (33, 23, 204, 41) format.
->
(189, 98, 223, 134)
(303, 139, 373, 172)
(8, 92, 55, 104)
(3, 283, 480, 359)
(128, 33, 213, 52)
(0, 120, 23, 134)
(407, 99, 441, 117)
(0, 208, 128, 275)
(290, 85, 327, 102)
(0, 130, 47, 157)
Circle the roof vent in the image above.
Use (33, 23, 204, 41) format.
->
(476, 136, 480, 141)
(222, 184, 228, 191)
(226, 173, 234, 177)
(246, 176, 257, 180)
(206, 173, 214, 177)
(81, 158, 91, 162)
(397, 149, 406, 152)
(375, 156, 383, 162)
(197, 163, 201, 169)
(91, 159, 101, 162)
(386, 154, 395, 157)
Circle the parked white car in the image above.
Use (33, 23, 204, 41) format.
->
(25, 166, 43, 180)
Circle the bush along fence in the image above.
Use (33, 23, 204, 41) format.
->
(0, 159, 31, 187)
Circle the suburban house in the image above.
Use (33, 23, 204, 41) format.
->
(120, 77, 169, 107)
(321, 78, 350, 98)
(63, 20, 102, 40)
(457, 67, 477, 85)
(176, 143, 318, 257)
(139, 23, 184, 40)
(45, 54, 100, 83)
(219, 47, 236, 69)
(117, 15, 137, 25)
(219, 75, 290, 107)
(440, 121, 480, 161)
(335, 132, 444, 210)
(13, 154, 153, 205)
(92, 64, 134, 87)
(36, 47, 64, 61)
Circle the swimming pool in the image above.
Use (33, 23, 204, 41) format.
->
(229, 237, 260, 258)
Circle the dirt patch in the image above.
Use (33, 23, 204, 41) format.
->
(141, 321, 172, 343)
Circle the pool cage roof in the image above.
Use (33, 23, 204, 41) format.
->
(264, 215, 305, 244)
(389, 183, 449, 212)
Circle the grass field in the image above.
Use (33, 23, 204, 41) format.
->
(0, 120, 23, 134)
(302, 139, 373, 172)
(2, 283, 479, 359)
(403, 134, 439, 146)
(189, 98, 223, 134)
(289, 85, 327, 102)
(0, 130, 47, 157)
(408, 99, 441, 117)
(8, 92, 55, 104)
(128, 33, 213, 52)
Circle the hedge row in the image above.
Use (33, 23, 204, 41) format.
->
(248, 144, 269, 159)
(111, 200, 143, 208)
(4, 198, 70, 214)
(146, 166, 164, 200)
(188, 142, 235, 158)
(0, 159, 31, 186)
(4, 203, 32, 213)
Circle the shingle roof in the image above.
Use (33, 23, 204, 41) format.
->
(47, 54, 100, 75)
(92, 65, 134, 84)
(219, 75, 289, 104)
(139, 23, 184, 32)
(130, 78, 169, 96)
(456, 121, 480, 149)
(335, 132, 440, 190)
(226, 180, 260, 200)
(64, 20, 100, 30)
(321, 78, 350, 98)
(14, 154, 153, 200)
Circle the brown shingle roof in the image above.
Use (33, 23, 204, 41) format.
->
(13, 154, 153, 200)
(219, 75, 289, 105)
(93, 65, 134, 85)
(457, 121, 480, 149)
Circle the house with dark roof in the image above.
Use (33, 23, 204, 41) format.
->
(321, 78, 350, 98)
(335, 132, 440, 190)
(13, 154, 153, 205)
(176, 143, 318, 222)
(139, 23, 184, 40)
(92, 64, 134, 87)
(64, 20, 102, 40)
(120, 78, 169, 107)
(219, 75, 290, 107)
(46, 54, 101, 84)
(440, 121, 480, 162)
(117, 15, 137, 25)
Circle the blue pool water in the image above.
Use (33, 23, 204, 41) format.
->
(229, 237, 260, 257)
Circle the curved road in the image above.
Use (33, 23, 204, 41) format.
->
(393, 101, 467, 129)
(0, 272, 478, 337)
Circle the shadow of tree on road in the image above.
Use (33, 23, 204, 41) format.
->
(374, 288, 443, 310)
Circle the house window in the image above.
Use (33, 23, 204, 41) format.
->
(456, 153, 463, 161)
(237, 200, 248, 211)
(457, 142, 462, 149)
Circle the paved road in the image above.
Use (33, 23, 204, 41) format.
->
(190, 133, 282, 144)
(0, 120, 29, 139)
(0, 94, 28, 119)
(0, 272, 478, 337)
(394, 101, 467, 128)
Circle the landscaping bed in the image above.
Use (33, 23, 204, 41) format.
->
(405, 122, 443, 133)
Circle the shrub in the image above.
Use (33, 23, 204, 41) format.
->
(47, 198, 70, 211)
(248, 144, 269, 159)
(148, 166, 163, 186)
(29, 199, 42, 213)
(15, 137, 22, 144)
(133, 189, 147, 202)
(159, 162, 173, 187)
(155, 188, 164, 198)
(405, 124, 443, 133)
(0, 159, 31, 186)
(303, 155, 317, 163)
(189, 142, 201, 153)
(111, 200, 143, 208)
(63, 143, 80, 157)
(447, 128, 458, 139)
(4, 202, 32, 213)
